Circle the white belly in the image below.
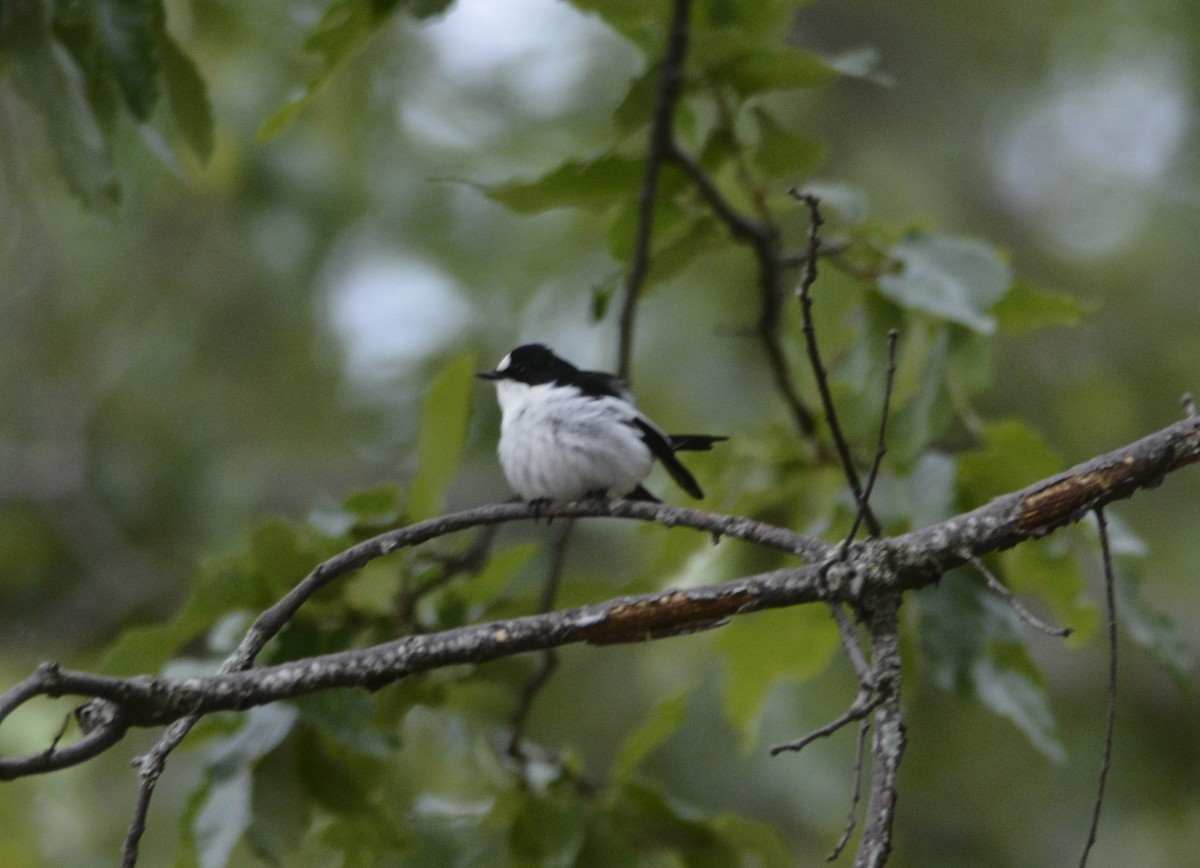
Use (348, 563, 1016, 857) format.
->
(496, 382, 653, 501)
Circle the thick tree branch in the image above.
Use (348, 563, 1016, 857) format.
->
(857, 595, 904, 868)
(2, 414, 1197, 787)
(1, 565, 824, 746)
(891, 413, 1200, 581)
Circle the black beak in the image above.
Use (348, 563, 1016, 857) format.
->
(476, 370, 503, 381)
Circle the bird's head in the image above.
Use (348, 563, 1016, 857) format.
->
(476, 344, 577, 387)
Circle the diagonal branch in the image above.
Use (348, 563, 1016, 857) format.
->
(793, 191, 881, 536)
(115, 498, 823, 864)
(1, 565, 826, 749)
(892, 413, 1200, 579)
(667, 145, 818, 438)
(508, 518, 574, 760)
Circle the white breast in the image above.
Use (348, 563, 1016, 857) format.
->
(494, 381, 653, 501)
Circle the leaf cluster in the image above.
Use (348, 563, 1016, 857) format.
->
(0, 0, 212, 210)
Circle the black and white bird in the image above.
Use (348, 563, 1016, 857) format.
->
(477, 344, 726, 503)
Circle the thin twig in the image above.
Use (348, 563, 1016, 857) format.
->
(666, 143, 818, 439)
(1079, 507, 1119, 867)
(508, 519, 574, 760)
(963, 552, 1072, 638)
(616, 0, 692, 381)
(770, 689, 883, 755)
(829, 603, 872, 685)
(791, 190, 881, 536)
(397, 524, 501, 629)
(845, 329, 899, 544)
(827, 718, 871, 862)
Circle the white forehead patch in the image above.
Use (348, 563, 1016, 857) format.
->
(496, 353, 512, 371)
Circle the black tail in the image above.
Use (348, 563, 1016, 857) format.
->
(668, 434, 728, 452)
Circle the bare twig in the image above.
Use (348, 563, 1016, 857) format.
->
(616, 0, 692, 381)
(791, 190, 881, 536)
(1079, 508, 1119, 867)
(829, 604, 872, 685)
(827, 718, 871, 862)
(508, 519, 574, 760)
(770, 688, 882, 755)
(963, 552, 1072, 638)
(845, 329, 899, 544)
(397, 523, 501, 629)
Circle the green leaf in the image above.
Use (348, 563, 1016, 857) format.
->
(718, 607, 839, 749)
(972, 650, 1065, 762)
(877, 232, 1013, 333)
(993, 279, 1091, 336)
(612, 64, 658, 134)
(94, 0, 159, 120)
(1115, 567, 1193, 684)
(153, 20, 214, 161)
(100, 555, 261, 675)
(752, 108, 825, 177)
(888, 324, 953, 462)
(565, 0, 670, 51)
(342, 484, 404, 528)
(917, 572, 1064, 760)
(605, 191, 687, 264)
(613, 689, 689, 783)
(8, 16, 120, 211)
(508, 793, 588, 867)
(607, 781, 792, 867)
(296, 691, 398, 759)
(957, 419, 1061, 503)
(906, 451, 957, 529)
(478, 153, 642, 214)
(250, 518, 324, 592)
(697, 39, 839, 95)
(193, 706, 300, 868)
(408, 353, 476, 520)
(699, 0, 810, 36)
(459, 541, 539, 609)
(260, 0, 387, 138)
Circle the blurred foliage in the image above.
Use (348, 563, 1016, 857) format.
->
(1, 0, 1199, 866)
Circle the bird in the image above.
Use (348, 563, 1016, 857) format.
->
(477, 343, 726, 504)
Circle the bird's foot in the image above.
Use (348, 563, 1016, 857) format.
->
(528, 497, 554, 522)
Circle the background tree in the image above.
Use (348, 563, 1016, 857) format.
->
(1, 1, 1198, 866)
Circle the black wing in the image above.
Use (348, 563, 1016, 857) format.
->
(630, 417, 705, 499)
(573, 369, 634, 401)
